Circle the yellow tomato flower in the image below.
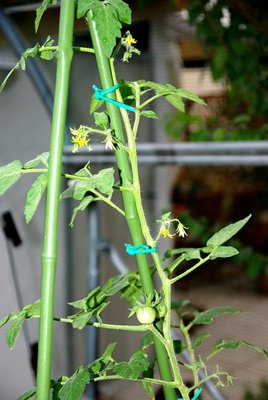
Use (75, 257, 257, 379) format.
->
(70, 125, 91, 153)
(71, 136, 89, 147)
(123, 35, 137, 47)
(160, 227, 175, 239)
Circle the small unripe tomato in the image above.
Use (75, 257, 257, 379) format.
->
(136, 306, 156, 324)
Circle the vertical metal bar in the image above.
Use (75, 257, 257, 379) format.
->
(86, 202, 100, 400)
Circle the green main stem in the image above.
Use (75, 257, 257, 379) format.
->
(87, 12, 176, 400)
(35, 2, 74, 399)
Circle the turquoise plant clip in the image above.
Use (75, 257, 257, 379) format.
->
(125, 243, 157, 255)
(178, 388, 203, 400)
(92, 83, 136, 112)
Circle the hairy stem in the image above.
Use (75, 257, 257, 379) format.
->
(180, 319, 199, 390)
(87, 12, 177, 400)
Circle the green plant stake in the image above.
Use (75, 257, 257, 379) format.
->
(35, 2, 75, 399)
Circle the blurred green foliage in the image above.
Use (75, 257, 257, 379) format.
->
(187, 0, 268, 117)
(165, 111, 268, 141)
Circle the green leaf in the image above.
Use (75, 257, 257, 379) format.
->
(39, 36, 56, 60)
(58, 367, 90, 400)
(193, 333, 211, 349)
(24, 174, 48, 223)
(69, 286, 102, 310)
(206, 215, 251, 247)
(87, 342, 116, 374)
(112, 0, 132, 24)
(138, 81, 205, 111)
(5, 314, 25, 349)
(191, 307, 241, 327)
(90, 95, 104, 114)
(94, 111, 109, 129)
(71, 312, 92, 330)
(69, 286, 109, 328)
(0, 160, 22, 195)
(209, 246, 239, 260)
(165, 94, 185, 112)
(24, 152, 49, 169)
(69, 196, 94, 228)
(0, 38, 52, 92)
(83, 0, 131, 57)
(101, 342, 117, 360)
(185, 249, 201, 260)
(215, 339, 268, 357)
(84, 167, 115, 196)
(113, 350, 149, 379)
(140, 110, 159, 119)
(0, 312, 16, 328)
(16, 388, 36, 400)
(61, 167, 114, 200)
(176, 88, 206, 105)
(35, 0, 57, 32)
(102, 274, 130, 296)
(77, 0, 97, 18)
(23, 300, 41, 318)
(120, 272, 142, 306)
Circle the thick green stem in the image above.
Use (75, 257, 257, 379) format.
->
(87, 12, 176, 400)
(35, 2, 74, 399)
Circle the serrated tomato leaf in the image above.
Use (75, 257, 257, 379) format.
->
(69, 196, 94, 228)
(58, 367, 90, 400)
(16, 388, 36, 400)
(5, 314, 25, 349)
(193, 333, 211, 349)
(112, 350, 149, 379)
(0, 160, 22, 195)
(79, 0, 131, 57)
(191, 307, 241, 327)
(24, 173, 48, 223)
(35, 0, 57, 32)
(206, 215, 251, 247)
(215, 339, 268, 357)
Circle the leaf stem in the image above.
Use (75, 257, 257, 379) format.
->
(180, 319, 199, 390)
(39, 45, 94, 54)
(140, 93, 163, 109)
(170, 255, 211, 284)
(22, 168, 48, 174)
(94, 374, 178, 388)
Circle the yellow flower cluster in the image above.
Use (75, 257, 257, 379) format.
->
(70, 125, 92, 153)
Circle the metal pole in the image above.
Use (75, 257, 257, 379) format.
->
(86, 202, 100, 400)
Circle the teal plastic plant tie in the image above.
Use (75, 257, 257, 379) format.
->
(178, 388, 203, 400)
(101, 83, 120, 95)
(92, 84, 136, 112)
(125, 243, 158, 255)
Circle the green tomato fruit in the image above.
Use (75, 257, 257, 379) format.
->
(136, 306, 156, 324)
